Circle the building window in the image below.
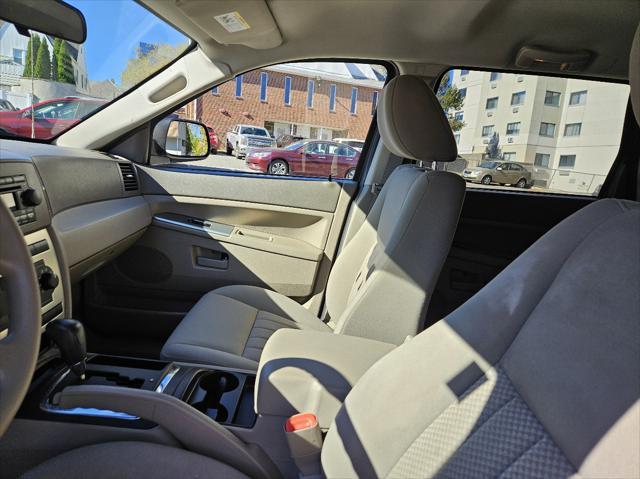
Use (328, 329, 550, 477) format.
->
(307, 79, 315, 108)
(486, 97, 498, 109)
(13, 48, 25, 65)
(260, 72, 268, 102)
(559, 154, 576, 169)
(534, 153, 550, 167)
(539, 122, 556, 137)
(564, 123, 582, 136)
(350, 87, 358, 114)
(506, 122, 521, 135)
(458, 87, 467, 99)
(454, 134, 460, 144)
(235, 75, 243, 98)
(328, 84, 337, 112)
(569, 90, 587, 106)
(460, 69, 469, 76)
(503, 152, 516, 161)
(211, 85, 219, 95)
(490, 71, 500, 81)
(482, 125, 494, 137)
(511, 91, 526, 106)
(284, 76, 292, 106)
(371, 90, 378, 116)
(454, 111, 464, 121)
(544, 91, 561, 106)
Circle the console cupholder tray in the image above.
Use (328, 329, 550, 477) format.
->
(186, 371, 244, 424)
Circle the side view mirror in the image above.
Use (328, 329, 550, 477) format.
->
(153, 118, 210, 160)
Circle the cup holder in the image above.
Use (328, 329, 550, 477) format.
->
(187, 371, 242, 423)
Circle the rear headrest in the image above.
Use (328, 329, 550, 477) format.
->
(631, 24, 640, 126)
(377, 75, 457, 162)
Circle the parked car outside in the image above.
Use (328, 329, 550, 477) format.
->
(226, 124, 276, 158)
(0, 99, 17, 112)
(276, 133, 305, 148)
(206, 126, 219, 154)
(334, 138, 365, 150)
(0, 97, 106, 139)
(462, 160, 532, 188)
(246, 139, 360, 178)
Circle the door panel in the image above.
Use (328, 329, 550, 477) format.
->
(83, 166, 356, 344)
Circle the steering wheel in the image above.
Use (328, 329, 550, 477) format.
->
(0, 200, 41, 437)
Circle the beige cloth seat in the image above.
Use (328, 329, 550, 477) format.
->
(161, 75, 466, 369)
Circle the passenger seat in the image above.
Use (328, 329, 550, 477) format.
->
(161, 75, 466, 369)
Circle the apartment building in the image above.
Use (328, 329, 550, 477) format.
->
(450, 69, 629, 193)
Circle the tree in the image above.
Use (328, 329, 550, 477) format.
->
(56, 41, 75, 84)
(34, 39, 51, 80)
(121, 43, 188, 88)
(22, 34, 41, 78)
(486, 132, 501, 159)
(436, 71, 465, 132)
(51, 37, 63, 81)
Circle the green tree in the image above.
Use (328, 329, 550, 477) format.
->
(437, 73, 465, 132)
(121, 43, 188, 89)
(34, 38, 51, 79)
(56, 41, 75, 84)
(22, 34, 41, 78)
(51, 37, 63, 81)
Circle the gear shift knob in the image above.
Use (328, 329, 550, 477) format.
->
(46, 319, 87, 379)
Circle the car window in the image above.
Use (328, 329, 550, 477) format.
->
(0, 1, 190, 140)
(153, 61, 387, 180)
(441, 69, 629, 195)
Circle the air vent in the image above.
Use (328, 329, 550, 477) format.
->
(118, 163, 138, 191)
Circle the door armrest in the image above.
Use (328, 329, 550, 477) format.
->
(256, 330, 395, 428)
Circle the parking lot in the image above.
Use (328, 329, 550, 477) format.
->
(181, 151, 254, 173)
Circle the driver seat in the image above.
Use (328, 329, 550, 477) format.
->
(22, 25, 640, 479)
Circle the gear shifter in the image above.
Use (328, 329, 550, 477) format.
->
(46, 319, 87, 380)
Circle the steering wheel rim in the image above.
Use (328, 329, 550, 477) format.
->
(0, 199, 40, 437)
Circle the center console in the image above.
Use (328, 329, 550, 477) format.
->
(20, 354, 257, 430)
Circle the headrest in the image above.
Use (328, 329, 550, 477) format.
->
(377, 75, 457, 162)
(630, 24, 640, 126)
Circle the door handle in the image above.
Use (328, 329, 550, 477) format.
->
(196, 255, 228, 270)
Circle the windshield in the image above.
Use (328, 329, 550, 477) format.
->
(0, 0, 189, 141)
(285, 140, 307, 150)
(240, 127, 269, 136)
(479, 161, 499, 169)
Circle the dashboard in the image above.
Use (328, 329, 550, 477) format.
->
(0, 140, 151, 337)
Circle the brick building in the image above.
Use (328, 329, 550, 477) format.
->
(185, 62, 385, 144)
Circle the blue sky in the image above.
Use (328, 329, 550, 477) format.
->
(68, 0, 189, 84)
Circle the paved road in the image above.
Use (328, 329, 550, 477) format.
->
(182, 151, 253, 173)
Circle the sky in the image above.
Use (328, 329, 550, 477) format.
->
(67, 0, 189, 84)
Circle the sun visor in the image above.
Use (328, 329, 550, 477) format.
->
(174, 0, 282, 49)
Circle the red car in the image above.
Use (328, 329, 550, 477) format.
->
(206, 126, 219, 154)
(245, 140, 360, 179)
(0, 97, 105, 140)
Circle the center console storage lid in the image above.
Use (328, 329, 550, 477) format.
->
(256, 330, 395, 428)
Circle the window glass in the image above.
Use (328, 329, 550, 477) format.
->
(564, 123, 582, 136)
(440, 69, 629, 196)
(490, 72, 500, 81)
(539, 122, 556, 137)
(511, 91, 526, 106)
(545, 91, 561, 106)
(153, 61, 387, 179)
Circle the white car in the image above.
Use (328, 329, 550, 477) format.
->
(226, 124, 276, 158)
(333, 138, 365, 150)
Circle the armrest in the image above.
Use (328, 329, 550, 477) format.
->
(256, 330, 395, 428)
(53, 385, 280, 479)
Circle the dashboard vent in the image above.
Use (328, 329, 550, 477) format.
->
(118, 163, 138, 191)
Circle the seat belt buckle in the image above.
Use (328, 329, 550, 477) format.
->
(285, 413, 323, 478)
